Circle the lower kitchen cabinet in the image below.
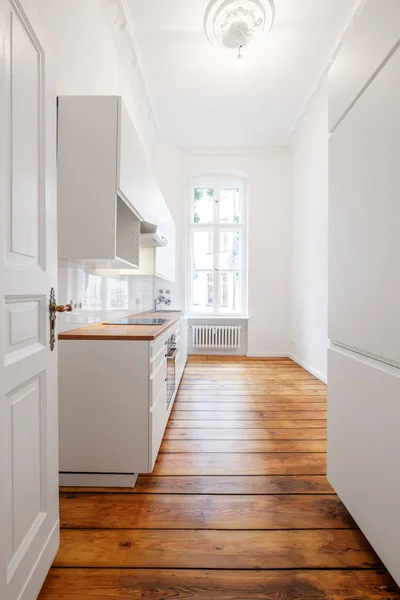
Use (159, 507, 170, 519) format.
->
(58, 316, 187, 487)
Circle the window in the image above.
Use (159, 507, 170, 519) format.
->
(206, 273, 213, 306)
(188, 176, 247, 315)
(220, 272, 228, 307)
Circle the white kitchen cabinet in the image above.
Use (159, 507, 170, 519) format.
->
(328, 0, 400, 587)
(175, 316, 188, 389)
(155, 201, 176, 282)
(329, 0, 400, 133)
(58, 315, 188, 486)
(328, 347, 400, 581)
(57, 95, 163, 269)
(119, 203, 177, 282)
(118, 102, 162, 225)
(329, 45, 400, 366)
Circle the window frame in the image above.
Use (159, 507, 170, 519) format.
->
(187, 175, 248, 317)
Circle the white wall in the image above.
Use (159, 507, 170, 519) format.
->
(289, 87, 328, 381)
(37, 0, 156, 158)
(181, 148, 292, 356)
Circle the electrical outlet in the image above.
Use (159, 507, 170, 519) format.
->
(69, 299, 83, 312)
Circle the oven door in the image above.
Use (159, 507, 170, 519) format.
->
(166, 346, 177, 409)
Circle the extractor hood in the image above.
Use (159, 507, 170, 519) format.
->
(140, 221, 167, 248)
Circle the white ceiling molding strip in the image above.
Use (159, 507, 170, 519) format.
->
(181, 145, 285, 156)
(287, 0, 367, 143)
(101, 0, 160, 138)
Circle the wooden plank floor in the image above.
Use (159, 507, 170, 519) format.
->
(39, 356, 400, 599)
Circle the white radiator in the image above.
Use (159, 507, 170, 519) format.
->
(192, 325, 241, 350)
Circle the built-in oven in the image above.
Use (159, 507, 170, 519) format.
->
(166, 334, 178, 409)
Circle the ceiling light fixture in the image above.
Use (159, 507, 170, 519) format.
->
(204, 0, 275, 58)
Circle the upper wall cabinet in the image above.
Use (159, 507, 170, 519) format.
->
(329, 0, 400, 132)
(57, 96, 158, 268)
(118, 103, 161, 225)
(119, 203, 177, 282)
(329, 46, 400, 365)
(155, 201, 176, 282)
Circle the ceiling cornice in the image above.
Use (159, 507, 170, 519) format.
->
(100, 0, 160, 138)
(287, 0, 367, 142)
(181, 145, 286, 157)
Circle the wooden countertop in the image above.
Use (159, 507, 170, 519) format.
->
(58, 311, 184, 341)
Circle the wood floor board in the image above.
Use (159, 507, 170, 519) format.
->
(168, 419, 327, 429)
(164, 427, 327, 440)
(174, 394, 327, 402)
(152, 452, 327, 475)
(61, 475, 334, 495)
(39, 568, 400, 600)
(176, 391, 327, 397)
(178, 384, 326, 390)
(39, 356, 399, 600)
(170, 410, 327, 420)
(59, 493, 354, 529)
(174, 401, 327, 411)
(177, 389, 327, 395)
(54, 529, 380, 569)
(160, 439, 326, 453)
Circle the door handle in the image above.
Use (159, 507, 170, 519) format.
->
(49, 287, 73, 351)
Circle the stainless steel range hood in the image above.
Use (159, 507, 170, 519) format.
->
(140, 221, 167, 248)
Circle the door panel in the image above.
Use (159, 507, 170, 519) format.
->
(0, 1, 59, 599)
(328, 346, 400, 583)
(329, 45, 400, 366)
(5, 297, 46, 363)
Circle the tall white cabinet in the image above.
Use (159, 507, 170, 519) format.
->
(328, 0, 400, 584)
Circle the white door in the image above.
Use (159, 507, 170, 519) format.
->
(0, 1, 59, 599)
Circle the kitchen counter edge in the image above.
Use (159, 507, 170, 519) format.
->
(58, 311, 185, 341)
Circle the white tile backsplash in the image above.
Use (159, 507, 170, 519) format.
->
(57, 262, 155, 332)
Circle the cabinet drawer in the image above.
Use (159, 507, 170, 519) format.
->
(149, 381, 168, 470)
(150, 339, 167, 376)
(150, 332, 168, 361)
(149, 357, 167, 410)
(150, 320, 182, 362)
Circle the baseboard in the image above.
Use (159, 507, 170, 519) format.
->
(59, 472, 138, 487)
(288, 353, 327, 383)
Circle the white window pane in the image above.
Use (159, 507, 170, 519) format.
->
(218, 230, 242, 270)
(192, 187, 214, 223)
(83, 274, 103, 309)
(192, 270, 214, 313)
(193, 230, 214, 270)
(219, 271, 242, 314)
(107, 278, 128, 309)
(219, 187, 240, 223)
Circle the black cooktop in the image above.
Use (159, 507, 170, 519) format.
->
(104, 318, 168, 325)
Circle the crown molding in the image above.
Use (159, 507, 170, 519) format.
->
(287, 0, 367, 142)
(100, 0, 160, 138)
(180, 145, 286, 157)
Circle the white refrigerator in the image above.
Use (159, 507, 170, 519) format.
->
(328, 0, 400, 585)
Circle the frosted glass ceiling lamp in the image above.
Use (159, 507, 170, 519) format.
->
(204, 0, 275, 59)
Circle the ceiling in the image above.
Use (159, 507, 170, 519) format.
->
(127, 0, 355, 147)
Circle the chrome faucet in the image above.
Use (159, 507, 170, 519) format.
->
(154, 289, 171, 312)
